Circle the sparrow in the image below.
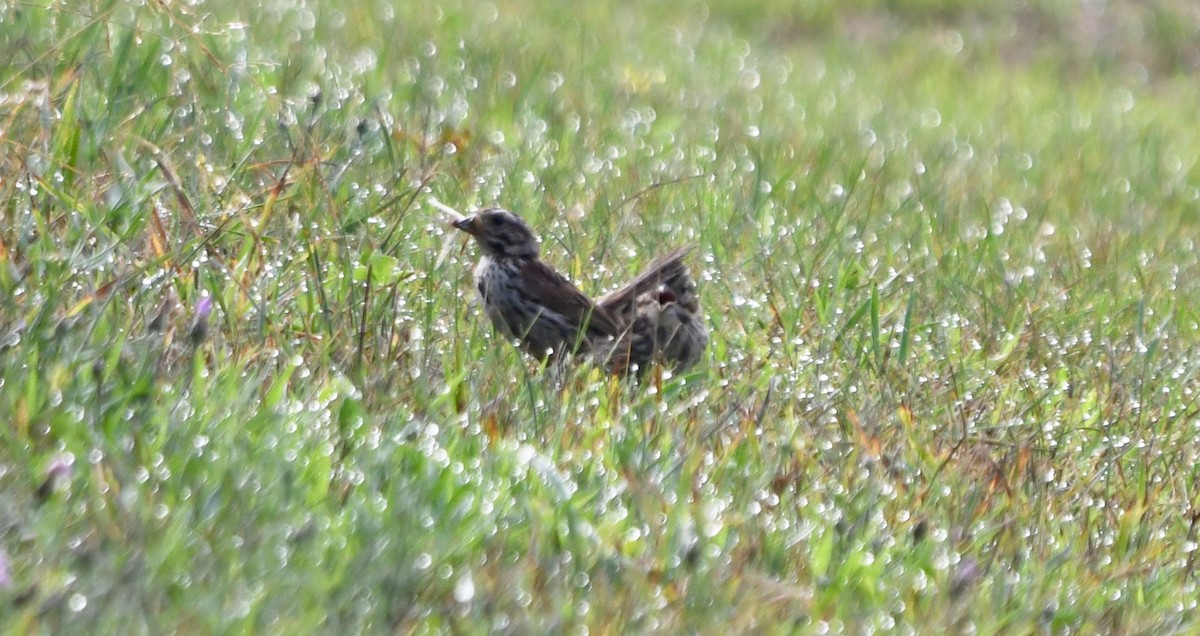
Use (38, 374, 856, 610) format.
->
(453, 207, 706, 375)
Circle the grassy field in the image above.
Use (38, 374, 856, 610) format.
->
(3, 0, 1200, 632)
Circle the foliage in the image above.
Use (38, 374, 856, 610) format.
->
(2, 0, 1199, 632)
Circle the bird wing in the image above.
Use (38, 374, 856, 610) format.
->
(596, 246, 694, 317)
(519, 259, 621, 337)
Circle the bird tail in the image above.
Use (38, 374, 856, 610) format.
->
(596, 246, 697, 321)
(594, 246, 705, 376)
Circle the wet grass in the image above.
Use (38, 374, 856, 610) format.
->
(2, 0, 1200, 632)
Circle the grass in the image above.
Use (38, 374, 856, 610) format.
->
(2, 0, 1200, 632)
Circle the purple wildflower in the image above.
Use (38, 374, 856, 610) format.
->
(189, 295, 214, 345)
(949, 558, 981, 599)
(37, 452, 75, 502)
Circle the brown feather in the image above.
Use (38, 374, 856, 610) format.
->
(518, 260, 620, 337)
(597, 246, 693, 318)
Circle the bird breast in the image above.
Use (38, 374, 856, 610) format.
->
(473, 256, 576, 357)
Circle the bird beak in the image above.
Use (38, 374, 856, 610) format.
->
(451, 215, 480, 236)
(655, 285, 678, 305)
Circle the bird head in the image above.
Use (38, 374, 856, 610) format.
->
(452, 207, 540, 259)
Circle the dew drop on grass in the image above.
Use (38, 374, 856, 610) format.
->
(67, 594, 87, 612)
(740, 69, 760, 90)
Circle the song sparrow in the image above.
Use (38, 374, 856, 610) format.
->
(597, 253, 708, 375)
(628, 283, 708, 373)
(452, 207, 706, 374)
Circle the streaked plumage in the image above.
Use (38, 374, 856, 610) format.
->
(453, 207, 706, 375)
